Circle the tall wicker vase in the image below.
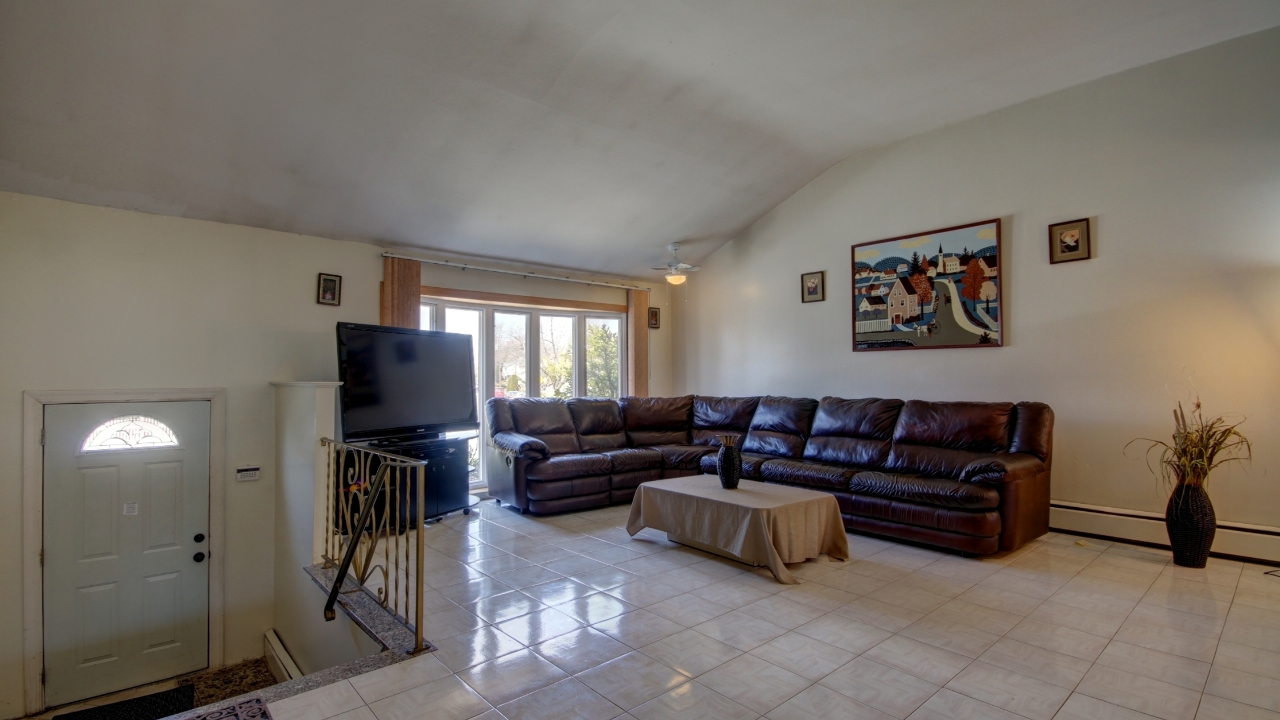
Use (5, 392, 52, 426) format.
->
(716, 435, 742, 489)
(1166, 483, 1215, 568)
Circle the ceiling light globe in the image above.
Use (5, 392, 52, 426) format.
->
(665, 272, 687, 285)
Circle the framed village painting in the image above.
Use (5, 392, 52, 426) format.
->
(851, 218, 1002, 351)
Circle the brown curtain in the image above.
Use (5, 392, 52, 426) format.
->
(380, 257, 421, 329)
(627, 289, 650, 397)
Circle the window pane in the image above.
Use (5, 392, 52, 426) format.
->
(585, 317, 622, 399)
(494, 312, 528, 399)
(539, 315, 575, 399)
(444, 307, 482, 486)
(419, 303, 436, 330)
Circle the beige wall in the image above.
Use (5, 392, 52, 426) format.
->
(0, 192, 384, 717)
(0, 192, 677, 716)
(676, 29, 1280, 533)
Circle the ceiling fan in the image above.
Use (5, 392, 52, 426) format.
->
(651, 242, 701, 285)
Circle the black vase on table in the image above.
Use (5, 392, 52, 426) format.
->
(1166, 483, 1215, 568)
(715, 435, 741, 489)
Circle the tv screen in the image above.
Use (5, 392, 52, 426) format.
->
(336, 323, 479, 442)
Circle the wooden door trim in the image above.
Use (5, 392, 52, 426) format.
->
(22, 388, 227, 715)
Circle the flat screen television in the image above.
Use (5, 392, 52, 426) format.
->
(336, 322, 479, 443)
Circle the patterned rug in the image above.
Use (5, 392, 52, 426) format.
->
(189, 698, 271, 720)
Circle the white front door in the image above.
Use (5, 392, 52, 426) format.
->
(43, 401, 210, 706)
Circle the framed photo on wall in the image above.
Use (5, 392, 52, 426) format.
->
(851, 218, 1002, 351)
(317, 273, 342, 306)
(1048, 218, 1091, 264)
(647, 307, 661, 329)
(801, 271, 826, 303)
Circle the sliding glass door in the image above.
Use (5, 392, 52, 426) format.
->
(539, 315, 575, 399)
(494, 311, 529, 399)
(421, 298, 627, 491)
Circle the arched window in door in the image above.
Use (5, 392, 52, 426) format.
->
(81, 415, 180, 452)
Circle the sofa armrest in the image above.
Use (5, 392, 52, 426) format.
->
(959, 453, 1045, 484)
(491, 431, 549, 460)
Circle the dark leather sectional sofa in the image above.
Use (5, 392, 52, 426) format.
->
(485, 395, 1052, 555)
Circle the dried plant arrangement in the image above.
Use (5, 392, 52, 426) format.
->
(1126, 399, 1251, 567)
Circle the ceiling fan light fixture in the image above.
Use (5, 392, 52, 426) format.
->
(665, 270, 687, 285)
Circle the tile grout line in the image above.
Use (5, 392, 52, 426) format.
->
(284, 513, 1265, 720)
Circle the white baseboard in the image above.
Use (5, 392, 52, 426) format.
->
(265, 629, 303, 683)
(1050, 502, 1280, 564)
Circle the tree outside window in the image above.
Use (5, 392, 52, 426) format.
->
(539, 315, 575, 398)
(586, 318, 621, 398)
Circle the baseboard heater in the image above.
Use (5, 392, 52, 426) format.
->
(265, 629, 303, 683)
(1050, 500, 1280, 566)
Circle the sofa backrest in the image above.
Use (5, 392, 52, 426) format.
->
(620, 395, 693, 446)
(692, 396, 760, 447)
(886, 400, 1014, 477)
(803, 397, 904, 467)
(509, 398, 582, 455)
(742, 396, 819, 458)
(1010, 402, 1054, 464)
(487, 397, 515, 433)
(568, 398, 627, 451)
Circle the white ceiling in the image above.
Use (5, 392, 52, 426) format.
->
(3, 1, 1279, 277)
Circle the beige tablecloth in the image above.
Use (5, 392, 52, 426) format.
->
(625, 475, 849, 583)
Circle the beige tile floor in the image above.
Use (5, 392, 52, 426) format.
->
(270, 502, 1280, 720)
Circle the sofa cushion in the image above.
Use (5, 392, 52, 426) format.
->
(760, 459, 855, 491)
(610, 468, 662, 491)
(692, 396, 761, 446)
(653, 444, 716, 470)
(848, 470, 1000, 510)
(742, 396, 820, 459)
(891, 400, 1014, 452)
(843, 495, 1001, 538)
(524, 453, 611, 482)
(510, 398, 581, 455)
(803, 397, 903, 467)
(621, 395, 693, 446)
(698, 451, 774, 478)
(525, 475, 612, 501)
(887, 400, 1015, 477)
(598, 447, 664, 473)
(568, 398, 627, 451)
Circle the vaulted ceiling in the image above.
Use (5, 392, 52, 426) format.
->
(3, 1, 1278, 276)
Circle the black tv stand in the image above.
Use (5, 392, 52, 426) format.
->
(361, 435, 477, 521)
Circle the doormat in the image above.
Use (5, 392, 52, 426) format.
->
(191, 698, 272, 720)
(52, 684, 195, 720)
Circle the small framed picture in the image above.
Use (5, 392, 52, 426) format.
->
(317, 273, 342, 306)
(1048, 218, 1091, 264)
(647, 307, 661, 329)
(801, 271, 826, 303)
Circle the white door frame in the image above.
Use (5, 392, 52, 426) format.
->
(22, 388, 227, 715)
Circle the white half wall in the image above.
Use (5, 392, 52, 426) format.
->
(0, 192, 383, 718)
(676, 28, 1280, 552)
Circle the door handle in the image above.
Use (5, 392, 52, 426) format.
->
(193, 552, 206, 563)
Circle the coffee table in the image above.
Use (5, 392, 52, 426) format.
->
(625, 475, 850, 583)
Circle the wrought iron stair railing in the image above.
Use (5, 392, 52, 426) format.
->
(319, 438, 429, 654)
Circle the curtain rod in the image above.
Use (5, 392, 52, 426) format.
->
(382, 251, 650, 291)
